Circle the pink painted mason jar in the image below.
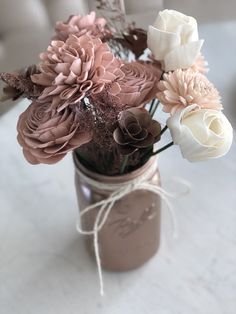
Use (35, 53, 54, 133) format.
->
(73, 153, 161, 271)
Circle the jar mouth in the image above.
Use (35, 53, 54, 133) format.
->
(73, 152, 158, 184)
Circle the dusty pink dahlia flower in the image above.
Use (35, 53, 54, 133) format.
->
(157, 69, 222, 114)
(54, 11, 110, 42)
(32, 34, 123, 111)
(17, 101, 93, 164)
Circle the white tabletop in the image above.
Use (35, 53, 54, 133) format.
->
(0, 22, 236, 314)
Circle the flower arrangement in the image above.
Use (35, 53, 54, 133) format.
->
(0, 7, 233, 174)
(0, 3, 234, 295)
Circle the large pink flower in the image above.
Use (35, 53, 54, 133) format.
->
(31, 34, 124, 111)
(117, 61, 163, 107)
(54, 11, 111, 42)
(17, 101, 93, 164)
(107, 61, 162, 107)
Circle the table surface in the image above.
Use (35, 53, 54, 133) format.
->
(0, 21, 236, 314)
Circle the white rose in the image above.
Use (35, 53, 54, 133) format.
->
(147, 9, 204, 72)
(167, 105, 233, 162)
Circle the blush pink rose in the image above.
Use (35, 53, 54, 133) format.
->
(17, 102, 93, 164)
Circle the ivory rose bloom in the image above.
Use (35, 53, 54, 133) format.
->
(167, 105, 233, 162)
(147, 9, 204, 71)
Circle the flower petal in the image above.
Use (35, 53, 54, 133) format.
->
(164, 40, 204, 71)
(147, 25, 180, 60)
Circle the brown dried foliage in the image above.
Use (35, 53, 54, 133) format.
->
(115, 27, 148, 59)
(0, 65, 43, 101)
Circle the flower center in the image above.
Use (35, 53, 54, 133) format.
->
(209, 117, 223, 136)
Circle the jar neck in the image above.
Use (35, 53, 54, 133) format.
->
(73, 152, 158, 185)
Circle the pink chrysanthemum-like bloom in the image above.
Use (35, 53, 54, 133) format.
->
(157, 69, 222, 114)
(54, 11, 110, 41)
(32, 34, 124, 111)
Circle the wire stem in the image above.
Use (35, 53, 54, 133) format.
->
(120, 155, 129, 174)
(150, 100, 160, 117)
(152, 141, 174, 156)
(160, 125, 168, 136)
(149, 99, 156, 114)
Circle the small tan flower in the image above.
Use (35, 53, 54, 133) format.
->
(113, 108, 161, 155)
(17, 102, 93, 164)
(157, 69, 222, 114)
(54, 11, 111, 42)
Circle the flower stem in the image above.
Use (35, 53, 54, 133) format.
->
(152, 141, 174, 156)
(149, 99, 156, 114)
(150, 100, 160, 117)
(160, 125, 168, 136)
(120, 155, 129, 174)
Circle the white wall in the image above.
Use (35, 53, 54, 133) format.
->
(164, 0, 236, 22)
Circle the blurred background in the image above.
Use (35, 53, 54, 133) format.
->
(0, 2, 235, 313)
(0, 0, 236, 124)
(0, 0, 235, 69)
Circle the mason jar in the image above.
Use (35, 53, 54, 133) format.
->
(73, 153, 161, 271)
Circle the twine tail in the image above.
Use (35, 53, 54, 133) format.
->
(93, 206, 105, 296)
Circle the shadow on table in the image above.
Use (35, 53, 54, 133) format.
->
(16, 234, 144, 304)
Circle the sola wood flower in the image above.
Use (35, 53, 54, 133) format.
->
(148, 9, 203, 72)
(31, 34, 124, 111)
(17, 102, 93, 164)
(110, 61, 162, 107)
(113, 108, 161, 155)
(167, 104, 233, 161)
(157, 69, 222, 114)
(54, 11, 111, 42)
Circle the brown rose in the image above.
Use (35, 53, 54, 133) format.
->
(17, 102, 93, 164)
(113, 108, 161, 155)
